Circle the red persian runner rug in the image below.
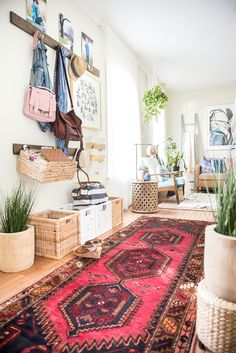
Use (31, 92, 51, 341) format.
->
(0, 217, 207, 353)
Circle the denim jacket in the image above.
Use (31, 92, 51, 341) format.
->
(30, 40, 52, 132)
(30, 40, 51, 89)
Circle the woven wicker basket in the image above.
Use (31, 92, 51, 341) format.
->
(109, 197, 123, 228)
(29, 210, 80, 259)
(17, 150, 77, 183)
(196, 279, 236, 353)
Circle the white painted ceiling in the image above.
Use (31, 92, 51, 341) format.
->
(78, 0, 236, 91)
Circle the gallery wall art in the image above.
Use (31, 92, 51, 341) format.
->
(208, 104, 236, 149)
(26, 0, 47, 32)
(81, 32, 93, 67)
(74, 74, 101, 130)
(59, 13, 74, 51)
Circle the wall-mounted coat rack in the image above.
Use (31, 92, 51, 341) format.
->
(10, 11, 100, 77)
(13, 143, 77, 157)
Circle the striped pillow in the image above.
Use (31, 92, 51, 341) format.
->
(211, 159, 226, 173)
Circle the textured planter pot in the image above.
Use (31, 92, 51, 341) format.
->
(204, 224, 236, 302)
(0, 225, 35, 273)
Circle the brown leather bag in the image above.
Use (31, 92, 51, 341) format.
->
(53, 47, 83, 147)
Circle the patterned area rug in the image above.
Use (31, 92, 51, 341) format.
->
(0, 217, 207, 353)
(159, 193, 216, 211)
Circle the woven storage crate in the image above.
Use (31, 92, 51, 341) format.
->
(109, 197, 123, 227)
(196, 279, 236, 353)
(17, 150, 77, 183)
(29, 210, 79, 259)
(131, 181, 158, 213)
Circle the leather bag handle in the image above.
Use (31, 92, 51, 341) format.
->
(55, 46, 74, 108)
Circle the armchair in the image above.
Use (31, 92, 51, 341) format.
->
(150, 171, 185, 204)
(195, 158, 232, 192)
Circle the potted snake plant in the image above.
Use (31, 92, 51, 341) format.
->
(0, 183, 35, 272)
(204, 170, 236, 302)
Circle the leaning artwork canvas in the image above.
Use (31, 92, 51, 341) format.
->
(208, 104, 236, 149)
(26, 0, 47, 32)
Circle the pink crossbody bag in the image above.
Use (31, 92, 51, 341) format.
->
(23, 85, 56, 122)
(23, 31, 56, 122)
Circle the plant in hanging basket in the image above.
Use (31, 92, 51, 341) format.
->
(143, 83, 168, 124)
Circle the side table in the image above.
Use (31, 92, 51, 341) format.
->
(131, 180, 158, 213)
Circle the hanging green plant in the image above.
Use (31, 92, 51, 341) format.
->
(143, 83, 168, 124)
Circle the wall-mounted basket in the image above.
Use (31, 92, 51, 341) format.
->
(17, 149, 77, 183)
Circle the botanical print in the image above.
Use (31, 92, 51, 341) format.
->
(208, 104, 235, 148)
(26, 0, 47, 32)
(59, 13, 74, 51)
(81, 32, 93, 67)
(75, 74, 100, 130)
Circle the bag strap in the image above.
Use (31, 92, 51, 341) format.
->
(77, 168, 90, 185)
(73, 134, 85, 165)
(56, 46, 74, 108)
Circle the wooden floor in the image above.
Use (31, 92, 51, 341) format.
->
(0, 206, 213, 353)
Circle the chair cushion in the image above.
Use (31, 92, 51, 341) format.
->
(158, 179, 174, 188)
(176, 177, 185, 186)
(199, 173, 224, 181)
(158, 177, 185, 188)
(157, 165, 169, 181)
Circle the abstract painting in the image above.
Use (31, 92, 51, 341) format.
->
(208, 104, 236, 149)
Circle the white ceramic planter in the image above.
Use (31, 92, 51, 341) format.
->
(0, 225, 35, 273)
(204, 224, 236, 302)
(137, 170, 145, 181)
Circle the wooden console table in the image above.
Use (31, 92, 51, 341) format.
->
(131, 181, 158, 213)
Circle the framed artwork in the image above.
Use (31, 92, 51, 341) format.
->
(74, 74, 101, 130)
(26, 0, 47, 32)
(208, 104, 236, 149)
(81, 32, 93, 67)
(59, 13, 74, 51)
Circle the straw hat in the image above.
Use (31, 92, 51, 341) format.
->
(74, 147, 90, 169)
(69, 54, 87, 80)
(146, 145, 158, 157)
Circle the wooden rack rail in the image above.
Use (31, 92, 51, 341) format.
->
(10, 11, 100, 77)
(13, 144, 77, 157)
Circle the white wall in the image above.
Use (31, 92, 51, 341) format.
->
(166, 84, 236, 161)
(0, 0, 107, 211)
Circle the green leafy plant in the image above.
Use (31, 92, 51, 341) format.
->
(165, 137, 185, 171)
(210, 171, 236, 237)
(0, 183, 35, 233)
(143, 84, 168, 123)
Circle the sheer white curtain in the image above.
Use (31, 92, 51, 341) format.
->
(105, 28, 141, 208)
